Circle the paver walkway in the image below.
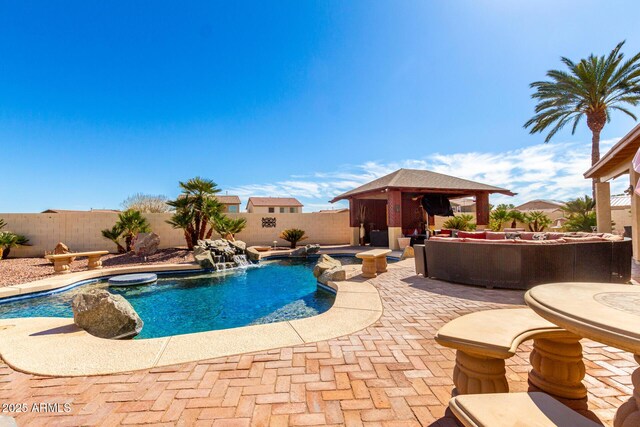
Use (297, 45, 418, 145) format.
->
(0, 260, 635, 426)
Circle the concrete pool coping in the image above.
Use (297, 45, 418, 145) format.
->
(0, 260, 385, 377)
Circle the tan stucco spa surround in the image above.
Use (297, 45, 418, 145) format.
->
(0, 263, 383, 377)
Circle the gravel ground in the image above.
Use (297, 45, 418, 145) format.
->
(0, 248, 195, 287)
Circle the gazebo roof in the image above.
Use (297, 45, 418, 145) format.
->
(330, 168, 514, 202)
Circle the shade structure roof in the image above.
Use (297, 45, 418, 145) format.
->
(329, 168, 514, 202)
(584, 122, 640, 180)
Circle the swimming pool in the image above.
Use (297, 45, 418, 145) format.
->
(0, 257, 365, 339)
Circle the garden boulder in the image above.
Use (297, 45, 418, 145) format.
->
(134, 232, 160, 257)
(72, 289, 143, 339)
(290, 244, 320, 257)
(313, 254, 342, 278)
(246, 246, 261, 262)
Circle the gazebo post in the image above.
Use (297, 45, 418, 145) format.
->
(387, 190, 402, 250)
(348, 199, 360, 246)
(631, 167, 640, 261)
(475, 192, 490, 230)
(595, 182, 612, 233)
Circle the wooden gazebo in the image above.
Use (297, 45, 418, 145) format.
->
(330, 168, 514, 249)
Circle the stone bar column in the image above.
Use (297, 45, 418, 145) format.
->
(349, 199, 360, 246)
(387, 190, 402, 250)
(475, 193, 490, 230)
(631, 167, 640, 261)
(595, 181, 612, 233)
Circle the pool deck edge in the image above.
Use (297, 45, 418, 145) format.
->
(0, 276, 383, 377)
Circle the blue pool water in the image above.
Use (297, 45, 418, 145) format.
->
(0, 257, 365, 339)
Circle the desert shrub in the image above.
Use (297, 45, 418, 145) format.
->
(442, 214, 476, 231)
(121, 193, 172, 213)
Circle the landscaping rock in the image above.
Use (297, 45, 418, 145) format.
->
(54, 242, 71, 255)
(401, 246, 414, 260)
(290, 244, 321, 257)
(230, 240, 247, 251)
(194, 245, 215, 268)
(72, 289, 143, 339)
(318, 267, 347, 285)
(246, 246, 261, 262)
(313, 254, 342, 278)
(134, 232, 160, 257)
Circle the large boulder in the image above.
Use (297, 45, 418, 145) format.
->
(134, 232, 160, 257)
(290, 244, 321, 257)
(194, 245, 215, 268)
(246, 246, 261, 262)
(72, 289, 143, 339)
(318, 267, 347, 285)
(313, 254, 342, 278)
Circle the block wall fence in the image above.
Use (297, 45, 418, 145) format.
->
(0, 211, 351, 257)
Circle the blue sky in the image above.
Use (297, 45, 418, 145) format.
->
(2, 1, 640, 212)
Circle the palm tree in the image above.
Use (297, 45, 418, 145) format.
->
(561, 195, 597, 232)
(116, 210, 151, 252)
(524, 41, 640, 198)
(279, 229, 308, 249)
(523, 211, 552, 232)
(101, 225, 126, 253)
(507, 210, 525, 229)
(212, 216, 247, 241)
(166, 177, 223, 249)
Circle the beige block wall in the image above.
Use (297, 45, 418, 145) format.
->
(1, 211, 350, 258)
(611, 207, 632, 233)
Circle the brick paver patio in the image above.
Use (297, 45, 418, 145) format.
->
(0, 259, 635, 426)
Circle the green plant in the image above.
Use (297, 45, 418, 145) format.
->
(524, 41, 640, 198)
(212, 216, 247, 241)
(101, 210, 151, 252)
(101, 225, 126, 253)
(524, 211, 552, 232)
(0, 231, 30, 259)
(561, 195, 597, 232)
(442, 214, 476, 231)
(0, 219, 6, 230)
(166, 177, 224, 250)
(489, 207, 510, 231)
(279, 228, 308, 248)
(507, 210, 525, 228)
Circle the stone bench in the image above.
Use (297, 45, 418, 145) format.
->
(449, 392, 600, 427)
(355, 249, 392, 278)
(435, 308, 587, 408)
(45, 251, 110, 274)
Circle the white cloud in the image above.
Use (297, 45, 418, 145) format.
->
(228, 138, 629, 211)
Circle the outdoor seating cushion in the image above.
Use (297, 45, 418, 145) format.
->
(449, 392, 601, 427)
(457, 231, 486, 239)
(485, 231, 506, 240)
(429, 236, 464, 242)
(513, 238, 566, 244)
(545, 232, 564, 240)
(563, 236, 606, 242)
(439, 229, 452, 236)
(464, 238, 515, 244)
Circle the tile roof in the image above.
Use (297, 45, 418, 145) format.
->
(330, 168, 514, 202)
(247, 197, 303, 207)
(215, 195, 241, 204)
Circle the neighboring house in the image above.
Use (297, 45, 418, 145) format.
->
(514, 199, 565, 211)
(450, 198, 475, 213)
(610, 194, 631, 234)
(215, 195, 241, 213)
(246, 197, 303, 214)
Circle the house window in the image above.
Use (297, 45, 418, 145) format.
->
(279, 207, 285, 213)
(268, 207, 275, 213)
(228, 205, 238, 213)
(290, 207, 296, 213)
